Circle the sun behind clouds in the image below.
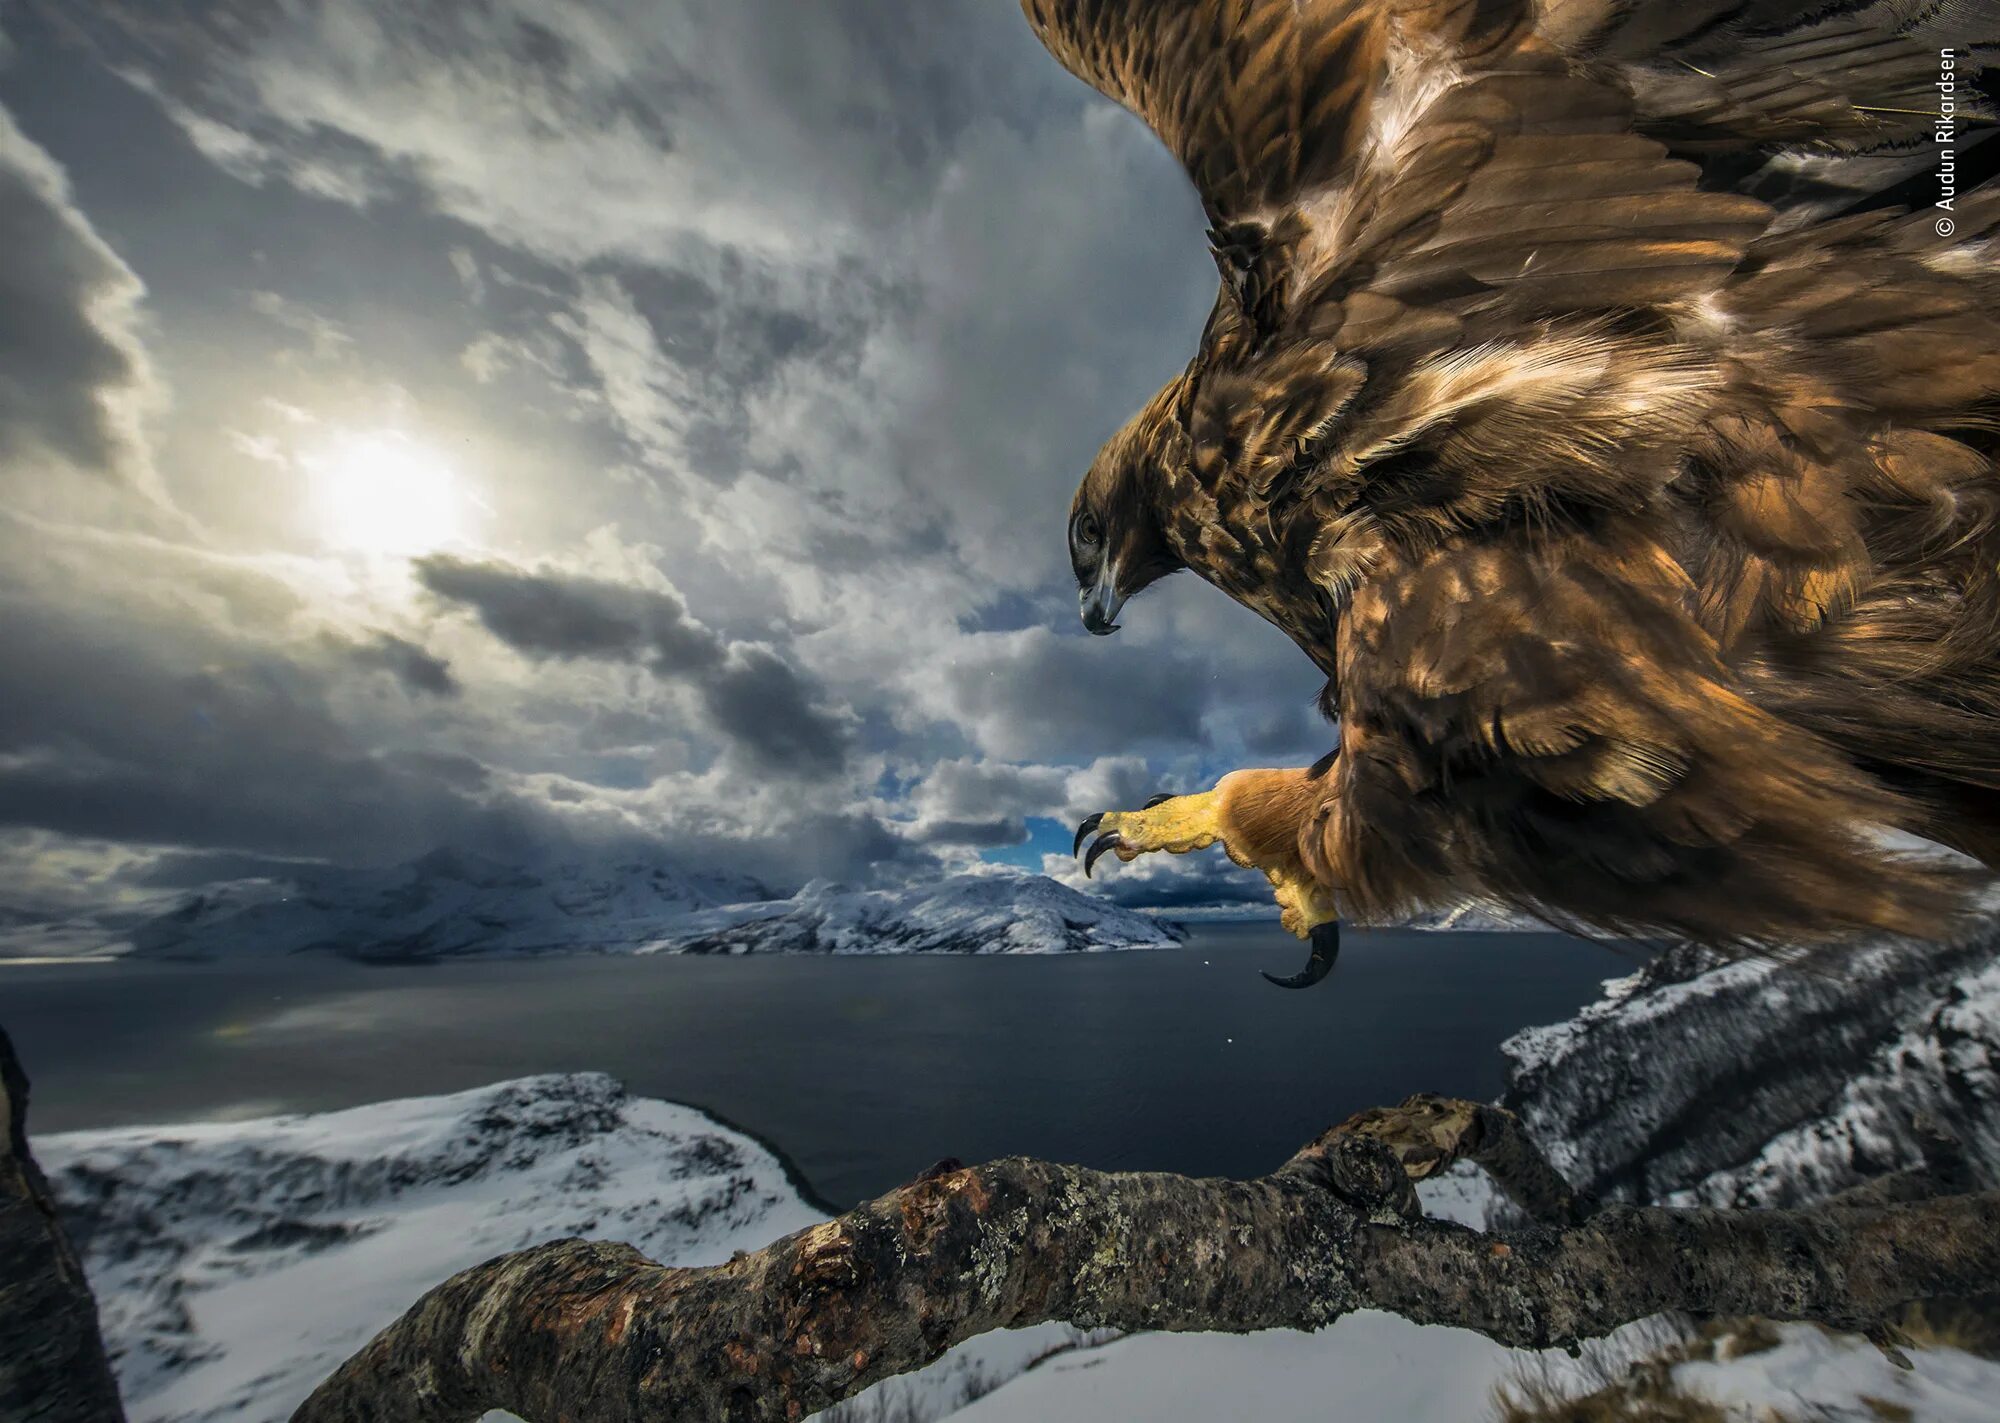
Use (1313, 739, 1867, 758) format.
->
(302, 430, 477, 557)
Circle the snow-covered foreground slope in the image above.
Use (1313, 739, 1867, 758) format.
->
(951, 1313, 2000, 1423)
(41, 1074, 813, 1420)
(38, 1074, 1078, 1423)
(958, 1313, 1529, 1422)
(4, 850, 1179, 961)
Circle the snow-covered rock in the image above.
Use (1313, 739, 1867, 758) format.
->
(651, 874, 1184, 956)
(1500, 927, 2000, 1206)
(37, 1074, 1078, 1423)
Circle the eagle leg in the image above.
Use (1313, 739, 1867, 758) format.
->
(1074, 767, 1343, 988)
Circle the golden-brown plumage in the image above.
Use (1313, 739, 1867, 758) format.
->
(1040, 0, 2000, 969)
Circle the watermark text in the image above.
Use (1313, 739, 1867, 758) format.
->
(1936, 49, 1958, 236)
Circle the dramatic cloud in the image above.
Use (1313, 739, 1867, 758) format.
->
(334, 630, 460, 698)
(929, 627, 1215, 762)
(0, 598, 494, 861)
(905, 758, 1070, 847)
(74, 0, 1029, 265)
(0, 105, 159, 499)
(415, 555, 852, 777)
(0, 537, 911, 887)
(1042, 842, 1276, 909)
(0, 0, 1336, 922)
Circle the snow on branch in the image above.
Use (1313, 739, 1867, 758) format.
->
(290, 1095, 2000, 1423)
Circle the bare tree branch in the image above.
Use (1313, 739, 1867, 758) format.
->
(1336, 1092, 1585, 1223)
(290, 1095, 2000, 1423)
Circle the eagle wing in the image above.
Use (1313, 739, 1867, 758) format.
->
(1024, 0, 1996, 234)
(1022, 0, 1993, 334)
(1027, 0, 1999, 946)
(1027, 0, 1784, 518)
(1325, 528, 1982, 952)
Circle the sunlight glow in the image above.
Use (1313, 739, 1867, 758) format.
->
(304, 431, 472, 556)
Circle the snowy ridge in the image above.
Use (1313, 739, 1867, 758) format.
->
(119, 849, 770, 961)
(38, 1075, 1075, 1423)
(1669, 952, 2000, 1209)
(15, 852, 1179, 962)
(42, 1075, 816, 1420)
(1394, 898, 1546, 932)
(653, 874, 1184, 956)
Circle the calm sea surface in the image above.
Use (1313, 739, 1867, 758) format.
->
(2, 926, 1640, 1208)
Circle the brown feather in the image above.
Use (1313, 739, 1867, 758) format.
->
(1031, 0, 2000, 954)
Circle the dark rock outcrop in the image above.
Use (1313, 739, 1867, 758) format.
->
(0, 1025, 126, 1422)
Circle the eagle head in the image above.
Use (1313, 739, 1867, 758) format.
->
(1069, 378, 1188, 635)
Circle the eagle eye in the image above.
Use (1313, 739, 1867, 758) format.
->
(1073, 510, 1101, 550)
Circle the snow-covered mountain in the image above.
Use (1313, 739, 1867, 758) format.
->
(4, 845, 1543, 964)
(93, 849, 769, 961)
(653, 874, 1184, 956)
(35, 1075, 1091, 1423)
(54, 853, 1178, 962)
(1142, 898, 1544, 930)
(1397, 898, 1547, 932)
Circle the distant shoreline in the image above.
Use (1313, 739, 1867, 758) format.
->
(0, 954, 121, 966)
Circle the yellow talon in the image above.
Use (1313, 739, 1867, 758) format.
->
(1075, 766, 1345, 990)
(1098, 789, 1224, 857)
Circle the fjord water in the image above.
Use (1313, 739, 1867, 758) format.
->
(6, 925, 1634, 1208)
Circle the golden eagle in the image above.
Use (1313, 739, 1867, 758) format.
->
(1028, 0, 2000, 985)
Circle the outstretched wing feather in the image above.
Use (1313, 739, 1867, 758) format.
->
(1322, 534, 1982, 950)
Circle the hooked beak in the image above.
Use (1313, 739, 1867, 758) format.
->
(1080, 565, 1125, 636)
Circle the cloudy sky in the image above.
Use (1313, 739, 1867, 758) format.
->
(0, 0, 1332, 917)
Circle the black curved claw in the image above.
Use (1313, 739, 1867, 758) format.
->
(1083, 832, 1125, 878)
(1142, 793, 1175, 809)
(1072, 812, 1104, 857)
(1262, 919, 1341, 990)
